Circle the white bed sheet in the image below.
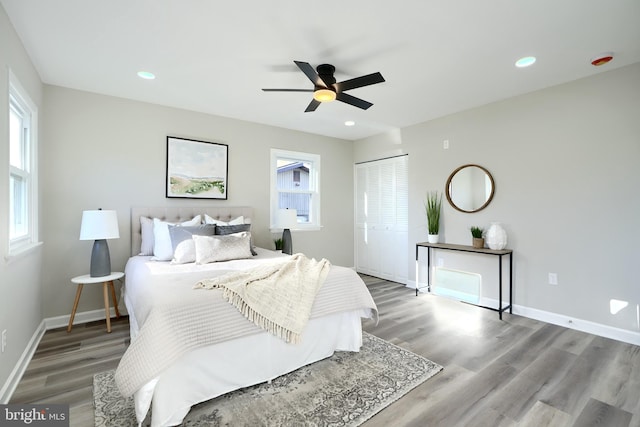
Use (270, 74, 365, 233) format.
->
(123, 248, 372, 427)
(141, 311, 363, 426)
(125, 248, 290, 339)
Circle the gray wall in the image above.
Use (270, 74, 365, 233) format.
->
(0, 5, 44, 399)
(355, 62, 640, 336)
(41, 86, 355, 318)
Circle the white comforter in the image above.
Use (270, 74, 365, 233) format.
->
(116, 248, 378, 399)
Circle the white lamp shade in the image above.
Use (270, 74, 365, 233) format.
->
(80, 210, 120, 240)
(276, 209, 298, 229)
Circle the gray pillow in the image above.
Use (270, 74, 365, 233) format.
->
(169, 224, 217, 251)
(216, 224, 257, 255)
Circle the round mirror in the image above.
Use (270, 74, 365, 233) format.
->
(445, 164, 495, 213)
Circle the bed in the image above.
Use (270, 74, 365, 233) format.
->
(114, 207, 378, 427)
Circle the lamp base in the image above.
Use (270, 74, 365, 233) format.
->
(90, 239, 112, 277)
(281, 229, 292, 255)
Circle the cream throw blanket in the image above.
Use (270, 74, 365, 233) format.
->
(194, 253, 330, 344)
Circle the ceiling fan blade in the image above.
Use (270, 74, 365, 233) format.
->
(336, 92, 373, 110)
(305, 99, 321, 112)
(294, 61, 325, 87)
(335, 72, 385, 92)
(262, 88, 314, 92)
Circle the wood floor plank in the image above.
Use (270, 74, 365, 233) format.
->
(572, 398, 632, 427)
(540, 336, 628, 416)
(518, 401, 572, 427)
(590, 341, 640, 415)
(8, 275, 640, 427)
(486, 347, 577, 422)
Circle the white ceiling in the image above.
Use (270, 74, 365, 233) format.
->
(3, 0, 640, 141)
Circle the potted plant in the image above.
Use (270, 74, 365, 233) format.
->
(274, 237, 284, 251)
(470, 226, 485, 248)
(424, 191, 442, 243)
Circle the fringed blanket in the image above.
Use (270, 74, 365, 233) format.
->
(194, 253, 330, 344)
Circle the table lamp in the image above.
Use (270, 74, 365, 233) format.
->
(276, 208, 297, 255)
(80, 209, 120, 277)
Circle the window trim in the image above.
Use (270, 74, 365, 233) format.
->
(7, 70, 39, 258)
(270, 148, 321, 231)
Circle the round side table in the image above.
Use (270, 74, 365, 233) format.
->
(67, 272, 124, 333)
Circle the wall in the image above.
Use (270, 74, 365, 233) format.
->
(41, 86, 354, 318)
(0, 5, 44, 401)
(354, 63, 640, 340)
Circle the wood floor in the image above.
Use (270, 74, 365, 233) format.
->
(10, 275, 640, 426)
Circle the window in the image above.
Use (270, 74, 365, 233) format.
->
(270, 149, 321, 230)
(8, 72, 38, 255)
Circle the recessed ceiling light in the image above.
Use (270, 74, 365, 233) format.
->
(137, 71, 156, 80)
(515, 56, 536, 68)
(345, 120, 355, 127)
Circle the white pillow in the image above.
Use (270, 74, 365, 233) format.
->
(193, 232, 252, 264)
(139, 216, 155, 256)
(171, 240, 197, 265)
(204, 214, 245, 226)
(152, 215, 201, 261)
(168, 224, 216, 264)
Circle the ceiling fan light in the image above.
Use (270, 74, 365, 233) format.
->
(313, 89, 336, 102)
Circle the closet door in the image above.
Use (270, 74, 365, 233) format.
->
(393, 156, 409, 283)
(355, 156, 408, 283)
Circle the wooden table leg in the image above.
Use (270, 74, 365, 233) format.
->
(103, 282, 112, 333)
(67, 284, 84, 333)
(108, 280, 121, 318)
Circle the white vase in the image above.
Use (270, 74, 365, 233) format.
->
(486, 222, 507, 250)
(427, 234, 439, 244)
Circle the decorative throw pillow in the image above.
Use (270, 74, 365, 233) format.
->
(193, 233, 253, 264)
(215, 224, 257, 255)
(139, 216, 155, 256)
(204, 214, 245, 226)
(152, 215, 202, 261)
(168, 224, 216, 264)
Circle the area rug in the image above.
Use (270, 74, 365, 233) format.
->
(94, 332, 442, 426)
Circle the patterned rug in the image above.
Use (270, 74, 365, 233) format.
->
(94, 332, 442, 426)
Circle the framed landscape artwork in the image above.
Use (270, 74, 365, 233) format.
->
(166, 136, 228, 199)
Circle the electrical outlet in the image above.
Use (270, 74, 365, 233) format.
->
(437, 258, 444, 267)
(443, 140, 450, 150)
(1, 329, 6, 353)
(548, 273, 558, 285)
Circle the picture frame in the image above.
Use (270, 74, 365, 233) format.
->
(166, 136, 228, 199)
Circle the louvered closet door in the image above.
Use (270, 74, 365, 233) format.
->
(355, 155, 408, 284)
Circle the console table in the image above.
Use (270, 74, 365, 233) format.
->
(415, 242, 513, 319)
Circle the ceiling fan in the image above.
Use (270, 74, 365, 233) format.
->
(262, 61, 385, 112)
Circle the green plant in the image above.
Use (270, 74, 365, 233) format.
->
(424, 191, 443, 235)
(274, 237, 284, 250)
(470, 226, 484, 238)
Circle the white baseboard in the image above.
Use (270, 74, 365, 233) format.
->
(409, 281, 640, 347)
(0, 320, 46, 404)
(1, 307, 122, 404)
(511, 304, 640, 347)
(44, 307, 120, 330)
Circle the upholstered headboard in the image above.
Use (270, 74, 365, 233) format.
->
(130, 206, 253, 256)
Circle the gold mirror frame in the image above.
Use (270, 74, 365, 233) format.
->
(445, 164, 495, 213)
